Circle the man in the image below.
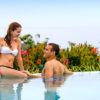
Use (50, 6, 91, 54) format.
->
(42, 43, 73, 78)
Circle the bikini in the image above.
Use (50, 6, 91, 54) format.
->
(0, 65, 14, 69)
(0, 46, 18, 69)
(0, 46, 18, 56)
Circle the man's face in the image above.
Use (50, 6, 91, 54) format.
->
(44, 45, 54, 59)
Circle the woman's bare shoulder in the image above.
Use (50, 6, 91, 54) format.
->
(0, 37, 5, 45)
(15, 38, 21, 48)
(0, 37, 4, 41)
(16, 38, 21, 43)
(14, 38, 21, 46)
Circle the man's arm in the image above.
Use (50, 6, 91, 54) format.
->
(42, 63, 53, 78)
(64, 65, 73, 75)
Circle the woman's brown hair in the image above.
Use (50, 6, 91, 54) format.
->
(4, 22, 22, 47)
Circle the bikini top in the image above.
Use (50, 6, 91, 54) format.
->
(0, 46, 18, 56)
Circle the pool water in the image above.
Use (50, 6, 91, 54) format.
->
(0, 72, 100, 100)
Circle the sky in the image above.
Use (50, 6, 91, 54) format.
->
(0, 0, 100, 49)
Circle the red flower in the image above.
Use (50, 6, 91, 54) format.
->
(26, 51, 30, 55)
(25, 60, 28, 63)
(22, 57, 25, 61)
(37, 61, 41, 65)
(98, 58, 100, 62)
(69, 54, 72, 58)
(29, 66, 32, 69)
(30, 61, 33, 64)
(91, 48, 97, 55)
(37, 48, 40, 51)
(39, 57, 42, 60)
(28, 58, 31, 60)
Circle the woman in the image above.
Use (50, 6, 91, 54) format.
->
(0, 22, 40, 78)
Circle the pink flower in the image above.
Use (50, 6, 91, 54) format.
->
(23, 51, 30, 55)
(66, 60, 69, 65)
(24, 50, 27, 54)
(21, 49, 24, 55)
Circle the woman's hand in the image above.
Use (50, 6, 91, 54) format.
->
(21, 70, 31, 76)
(21, 70, 41, 78)
(30, 74, 42, 78)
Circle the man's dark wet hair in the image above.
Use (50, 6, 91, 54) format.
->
(48, 43, 60, 56)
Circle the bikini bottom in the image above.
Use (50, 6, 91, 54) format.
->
(0, 65, 13, 69)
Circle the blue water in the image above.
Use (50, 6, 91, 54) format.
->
(0, 72, 100, 100)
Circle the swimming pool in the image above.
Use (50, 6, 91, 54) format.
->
(0, 72, 100, 100)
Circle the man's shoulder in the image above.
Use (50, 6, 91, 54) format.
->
(45, 59, 58, 64)
(56, 60, 65, 68)
(45, 61, 51, 66)
(43, 62, 53, 71)
(44, 61, 54, 68)
(56, 60, 63, 65)
(45, 59, 62, 67)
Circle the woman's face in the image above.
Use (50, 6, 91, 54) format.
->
(11, 27, 22, 38)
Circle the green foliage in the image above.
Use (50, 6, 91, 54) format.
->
(20, 34, 35, 49)
(59, 42, 100, 72)
(14, 34, 100, 73)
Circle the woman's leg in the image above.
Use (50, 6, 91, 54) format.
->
(0, 72, 2, 78)
(0, 67, 28, 78)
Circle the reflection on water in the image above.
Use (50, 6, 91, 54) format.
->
(0, 75, 71, 100)
(1, 72, 100, 100)
(0, 77, 26, 100)
(16, 83, 23, 100)
(43, 74, 71, 100)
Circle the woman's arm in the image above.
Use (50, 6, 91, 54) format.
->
(0, 38, 3, 53)
(16, 38, 41, 78)
(16, 38, 24, 71)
